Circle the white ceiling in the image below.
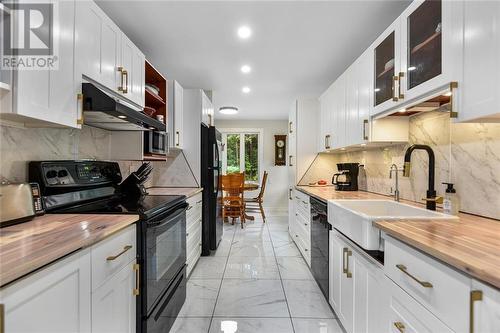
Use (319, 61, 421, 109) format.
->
(97, 0, 410, 120)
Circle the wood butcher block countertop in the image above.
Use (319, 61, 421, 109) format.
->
(296, 186, 500, 289)
(0, 214, 139, 288)
(146, 187, 203, 198)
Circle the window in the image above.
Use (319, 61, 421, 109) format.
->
(221, 129, 263, 183)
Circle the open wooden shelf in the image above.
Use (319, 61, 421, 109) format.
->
(411, 31, 441, 54)
(145, 89, 166, 107)
(143, 153, 167, 161)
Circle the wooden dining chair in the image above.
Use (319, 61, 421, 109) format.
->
(221, 173, 246, 228)
(244, 171, 268, 222)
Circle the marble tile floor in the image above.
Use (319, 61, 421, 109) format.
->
(171, 214, 343, 333)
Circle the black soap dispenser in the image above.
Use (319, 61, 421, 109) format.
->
(442, 183, 459, 215)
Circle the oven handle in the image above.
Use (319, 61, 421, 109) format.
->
(146, 203, 188, 228)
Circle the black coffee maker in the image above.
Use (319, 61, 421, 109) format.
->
(332, 163, 359, 191)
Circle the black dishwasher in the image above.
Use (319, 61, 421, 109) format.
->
(310, 197, 332, 300)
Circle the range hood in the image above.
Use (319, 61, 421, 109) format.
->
(82, 83, 166, 131)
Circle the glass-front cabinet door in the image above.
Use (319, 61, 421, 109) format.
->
(400, 0, 462, 102)
(372, 20, 402, 115)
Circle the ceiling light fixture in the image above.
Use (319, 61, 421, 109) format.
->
(118, 115, 127, 119)
(399, 108, 406, 113)
(374, 88, 381, 92)
(443, 91, 452, 97)
(219, 106, 239, 115)
(242, 86, 251, 94)
(408, 66, 417, 71)
(241, 65, 251, 73)
(237, 26, 252, 39)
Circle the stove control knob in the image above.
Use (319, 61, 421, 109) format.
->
(46, 170, 57, 179)
(58, 169, 68, 178)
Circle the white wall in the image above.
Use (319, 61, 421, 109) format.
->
(215, 119, 288, 213)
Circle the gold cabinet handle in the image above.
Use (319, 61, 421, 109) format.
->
(449, 81, 459, 118)
(289, 121, 293, 133)
(394, 322, 405, 333)
(289, 155, 293, 166)
(342, 247, 348, 274)
(398, 72, 405, 99)
(396, 264, 433, 288)
(392, 75, 399, 102)
(0, 304, 4, 333)
(346, 249, 352, 278)
(363, 119, 369, 141)
(122, 70, 129, 94)
(289, 188, 293, 200)
(470, 290, 483, 333)
(76, 93, 84, 125)
(117, 66, 125, 92)
(176, 131, 180, 146)
(106, 245, 132, 261)
(133, 263, 140, 296)
(325, 135, 331, 149)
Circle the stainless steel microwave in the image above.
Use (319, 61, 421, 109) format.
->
(144, 131, 168, 155)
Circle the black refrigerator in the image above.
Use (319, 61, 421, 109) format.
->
(201, 124, 223, 255)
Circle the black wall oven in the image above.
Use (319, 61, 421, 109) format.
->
(138, 202, 188, 333)
(310, 197, 332, 300)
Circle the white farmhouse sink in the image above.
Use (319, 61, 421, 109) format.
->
(327, 200, 458, 250)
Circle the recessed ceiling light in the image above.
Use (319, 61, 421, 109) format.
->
(408, 66, 417, 71)
(374, 88, 381, 92)
(219, 106, 239, 115)
(399, 108, 406, 113)
(242, 86, 251, 94)
(360, 143, 367, 146)
(241, 65, 251, 73)
(443, 91, 452, 97)
(237, 26, 252, 39)
(118, 115, 127, 119)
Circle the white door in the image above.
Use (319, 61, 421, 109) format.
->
(345, 65, 359, 147)
(472, 280, 500, 333)
(131, 48, 145, 107)
(14, 0, 77, 128)
(357, 49, 372, 143)
(329, 230, 342, 313)
(120, 35, 134, 100)
(201, 91, 212, 126)
(332, 75, 346, 149)
(371, 19, 403, 117)
(174, 81, 184, 149)
(339, 244, 354, 333)
(92, 262, 136, 333)
(2, 250, 91, 333)
(100, 17, 121, 93)
(399, 0, 463, 103)
(459, 1, 500, 122)
(74, 0, 101, 84)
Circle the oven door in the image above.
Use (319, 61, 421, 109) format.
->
(144, 203, 187, 313)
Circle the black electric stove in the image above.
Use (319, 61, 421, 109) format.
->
(29, 160, 188, 333)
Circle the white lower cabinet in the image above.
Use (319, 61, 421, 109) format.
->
(472, 279, 500, 332)
(289, 190, 311, 266)
(329, 229, 388, 333)
(186, 193, 203, 276)
(1, 224, 137, 333)
(92, 262, 136, 333)
(1, 249, 92, 333)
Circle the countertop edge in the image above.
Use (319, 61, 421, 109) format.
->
(0, 215, 139, 288)
(146, 187, 203, 198)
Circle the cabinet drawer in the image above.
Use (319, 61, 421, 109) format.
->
(295, 234, 311, 266)
(295, 212, 311, 242)
(387, 278, 453, 333)
(385, 236, 470, 333)
(187, 222, 202, 255)
(91, 225, 136, 291)
(187, 245, 201, 277)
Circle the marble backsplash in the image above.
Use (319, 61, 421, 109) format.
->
(0, 124, 197, 187)
(301, 111, 500, 220)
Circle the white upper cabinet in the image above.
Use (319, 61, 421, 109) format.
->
(459, 1, 500, 122)
(372, 0, 463, 117)
(168, 80, 184, 149)
(201, 91, 214, 126)
(75, 0, 145, 108)
(3, 0, 79, 128)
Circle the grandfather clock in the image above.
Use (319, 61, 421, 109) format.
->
(274, 135, 287, 166)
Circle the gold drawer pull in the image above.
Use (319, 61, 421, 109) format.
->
(133, 263, 140, 296)
(470, 290, 483, 333)
(396, 264, 433, 288)
(394, 322, 405, 333)
(106, 245, 132, 261)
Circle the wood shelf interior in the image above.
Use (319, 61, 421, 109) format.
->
(145, 60, 167, 123)
(143, 153, 167, 161)
(411, 31, 441, 54)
